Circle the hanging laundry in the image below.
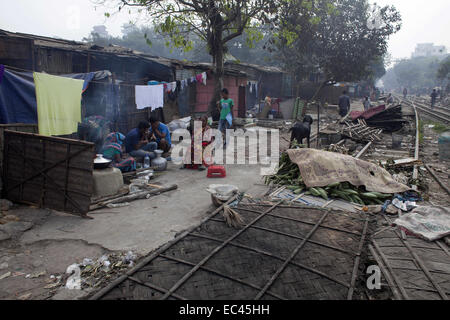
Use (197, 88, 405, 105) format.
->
(201, 72, 207, 85)
(33, 72, 84, 136)
(190, 76, 196, 83)
(196, 74, 203, 83)
(135, 84, 164, 111)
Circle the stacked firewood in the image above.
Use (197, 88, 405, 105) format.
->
(341, 119, 383, 142)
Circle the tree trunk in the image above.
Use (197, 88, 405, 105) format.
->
(209, 28, 224, 121)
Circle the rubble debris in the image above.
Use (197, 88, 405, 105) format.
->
(341, 119, 383, 142)
(364, 105, 408, 132)
(63, 252, 139, 291)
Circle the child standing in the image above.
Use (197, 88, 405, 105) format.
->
(217, 88, 234, 136)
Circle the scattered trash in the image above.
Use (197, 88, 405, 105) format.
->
(0, 271, 11, 280)
(107, 202, 130, 208)
(65, 263, 81, 290)
(44, 282, 61, 289)
(26, 271, 47, 279)
(62, 252, 139, 290)
(18, 293, 32, 300)
(123, 251, 137, 266)
(394, 206, 450, 241)
(392, 198, 417, 212)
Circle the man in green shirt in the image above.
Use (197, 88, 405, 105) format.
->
(217, 88, 234, 134)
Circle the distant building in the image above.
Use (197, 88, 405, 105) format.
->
(412, 43, 447, 58)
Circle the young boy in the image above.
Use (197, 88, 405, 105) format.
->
(217, 88, 234, 135)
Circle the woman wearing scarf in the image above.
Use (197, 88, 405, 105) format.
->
(102, 132, 136, 172)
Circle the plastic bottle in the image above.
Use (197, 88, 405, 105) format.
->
(144, 154, 150, 168)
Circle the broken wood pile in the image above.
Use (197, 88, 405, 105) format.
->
(364, 105, 408, 132)
(90, 184, 178, 211)
(341, 119, 383, 142)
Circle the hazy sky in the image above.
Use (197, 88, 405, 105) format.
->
(0, 0, 449, 60)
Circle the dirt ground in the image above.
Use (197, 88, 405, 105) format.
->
(0, 140, 271, 299)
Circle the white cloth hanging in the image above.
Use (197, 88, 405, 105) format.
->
(135, 84, 164, 110)
(201, 72, 207, 85)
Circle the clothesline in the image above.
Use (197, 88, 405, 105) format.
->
(1, 64, 164, 88)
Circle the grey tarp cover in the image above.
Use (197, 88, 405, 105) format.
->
(394, 206, 450, 241)
(286, 148, 411, 194)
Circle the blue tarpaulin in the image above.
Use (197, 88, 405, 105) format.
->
(0, 66, 109, 124)
(0, 69, 37, 124)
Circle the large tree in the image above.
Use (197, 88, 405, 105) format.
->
(274, 0, 401, 89)
(99, 0, 281, 116)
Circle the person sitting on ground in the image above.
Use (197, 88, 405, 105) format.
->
(102, 132, 136, 172)
(148, 116, 172, 154)
(363, 96, 371, 111)
(124, 121, 157, 161)
(338, 90, 351, 117)
(217, 88, 234, 141)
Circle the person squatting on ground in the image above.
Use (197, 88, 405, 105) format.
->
(148, 116, 172, 154)
(124, 121, 157, 161)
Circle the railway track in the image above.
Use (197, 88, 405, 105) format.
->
(396, 95, 450, 124)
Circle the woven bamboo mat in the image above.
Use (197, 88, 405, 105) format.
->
(90, 201, 371, 300)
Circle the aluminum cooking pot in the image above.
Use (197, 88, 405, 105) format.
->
(94, 154, 112, 169)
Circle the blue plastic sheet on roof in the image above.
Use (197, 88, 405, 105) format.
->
(0, 67, 103, 124)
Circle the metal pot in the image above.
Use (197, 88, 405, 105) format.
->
(94, 154, 112, 169)
(151, 150, 167, 171)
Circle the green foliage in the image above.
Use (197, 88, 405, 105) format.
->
(274, 0, 401, 83)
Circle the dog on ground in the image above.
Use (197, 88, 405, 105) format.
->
(289, 115, 314, 148)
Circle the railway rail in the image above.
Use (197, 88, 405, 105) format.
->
(396, 95, 450, 124)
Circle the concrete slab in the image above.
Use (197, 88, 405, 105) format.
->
(20, 162, 268, 255)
